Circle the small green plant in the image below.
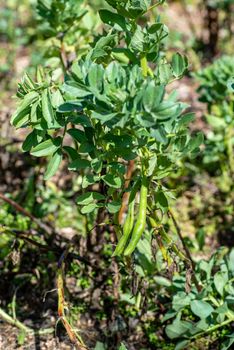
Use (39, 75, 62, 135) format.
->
(163, 248, 234, 350)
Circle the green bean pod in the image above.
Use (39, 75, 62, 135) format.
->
(112, 199, 135, 256)
(124, 176, 148, 256)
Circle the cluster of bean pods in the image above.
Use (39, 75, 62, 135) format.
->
(113, 176, 149, 257)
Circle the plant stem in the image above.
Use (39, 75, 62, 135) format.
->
(168, 209, 195, 271)
(0, 226, 91, 266)
(190, 316, 234, 341)
(149, 216, 188, 262)
(140, 56, 148, 77)
(168, 210, 201, 292)
(0, 307, 54, 335)
(146, 1, 162, 14)
(57, 262, 87, 349)
(0, 192, 52, 235)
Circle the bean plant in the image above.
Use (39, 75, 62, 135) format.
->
(12, 0, 203, 257)
(10, 0, 204, 346)
(195, 56, 234, 191)
(164, 248, 234, 350)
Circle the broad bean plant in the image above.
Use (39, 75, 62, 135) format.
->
(11, 0, 202, 259)
(195, 56, 234, 191)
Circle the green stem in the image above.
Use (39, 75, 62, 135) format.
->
(146, 1, 162, 14)
(149, 216, 188, 262)
(0, 307, 54, 335)
(140, 56, 148, 78)
(226, 124, 234, 174)
(190, 316, 234, 341)
(136, 292, 142, 309)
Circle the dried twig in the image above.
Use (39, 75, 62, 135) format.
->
(57, 256, 88, 349)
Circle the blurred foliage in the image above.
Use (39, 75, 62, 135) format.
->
(195, 56, 234, 191)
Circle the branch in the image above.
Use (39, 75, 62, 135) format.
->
(1, 226, 92, 266)
(0, 192, 53, 235)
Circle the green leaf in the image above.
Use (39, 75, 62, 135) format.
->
(11, 91, 39, 128)
(67, 128, 87, 143)
(94, 341, 106, 350)
(31, 137, 61, 157)
(166, 319, 192, 339)
(155, 191, 168, 212)
(154, 276, 171, 287)
(68, 115, 92, 128)
(102, 174, 122, 188)
(221, 334, 234, 350)
(91, 159, 103, 173)
(68, 158, 90, 171)
(118, 343, 128, 350)
(159, 63, 173, 84)
(99, 10, 126, 31)
(162, 310, 177, 322)
(148, 23, 164, 34)
(153, 101, 179, 120)
(91, 111, 120, 125)
(57, 101, 83, 113)
(147, 156, 157, 176)
(41, 88, 57, 129)
(44, 150, 62, 180)
(129, 26, 144, 52)
(178, 112, 195, 127)
(129, 0, 151, 12)
(79, 141, 95, 154)
(195, 319, 210, 332)
(143, 83, 164, 112)
(51, 89, 64, 108)
(90, 34, 118, 60)
(63, 146, 79, 161)
(62, 82, 91, 98)
(30, 100, 39, 123)
(22, 130, 39, 152)
(228, 249, 234, 273)
(196, 228, 205, 251)
(227, 77, 234, 92)
(187, 132, 204, 151)
(77, 192, 106, 205)
(82, 175, 100, 189)
(88, 63, 104, 92)
(172, 292, 191, 311)
(214, 271, 228, 296)
(150, 127, 167, 144)
(106, 201, 121, 213)
(190, 300, 214, 319)
(206, 115, 226, 129)
(81, 203, 98, 214)
(172, 53, 188, 78)
(175, 340, 189, 350)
